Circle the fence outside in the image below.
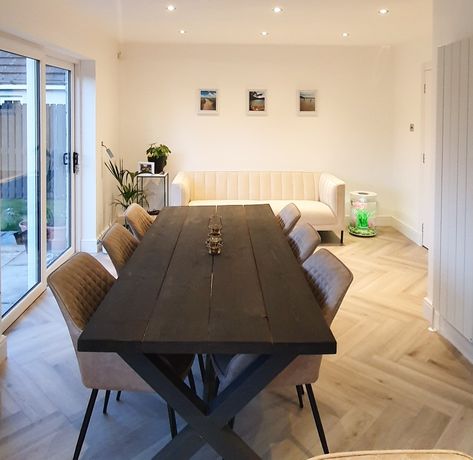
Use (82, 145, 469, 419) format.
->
(0, 101, 67, 200)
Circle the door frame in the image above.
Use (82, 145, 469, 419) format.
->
(421, 62, 434, 249)
(43, 57, 76, 274)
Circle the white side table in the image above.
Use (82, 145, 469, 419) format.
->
(137, 172, 169, 211)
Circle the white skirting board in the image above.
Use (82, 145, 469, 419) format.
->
(390, 217, 422, 245)
(0, 335, 7, 363)
(423, 297, 473, 365)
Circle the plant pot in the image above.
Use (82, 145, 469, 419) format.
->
(148, 156, 167, 174)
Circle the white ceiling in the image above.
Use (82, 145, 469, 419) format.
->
(81, 0, 432, 46)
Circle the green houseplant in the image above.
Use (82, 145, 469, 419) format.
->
(105, 158, 146, 210)
(146, 142, 171, 173)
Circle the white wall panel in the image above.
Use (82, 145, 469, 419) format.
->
(435, 38, 473, 341)
(465, 40, 473, 342)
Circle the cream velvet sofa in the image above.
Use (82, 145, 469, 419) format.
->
(170, 171, 345, 241)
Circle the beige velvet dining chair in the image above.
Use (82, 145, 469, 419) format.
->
(211, 249, 353, 454)
(124, 203, 155, 241)
(288, 223, 322, 264)
(48, 252, 195, 460)
(308, 450, 473, 460)
(101, 223, 139, 276)
(276, 202, 302, 235)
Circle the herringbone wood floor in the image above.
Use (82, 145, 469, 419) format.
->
(1, 227, 473, 459)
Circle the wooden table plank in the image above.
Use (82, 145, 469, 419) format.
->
(78, 206, 188, 352)
(245, 204, 336, 354)
(80, 204, 335, 355)
(208, 205, 272, 353)
(142, 206, 215, 353)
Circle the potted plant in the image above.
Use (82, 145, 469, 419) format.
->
(105, 158, 147, 210)
(146, 142, 171, 173)
(46, 206, 67, 251)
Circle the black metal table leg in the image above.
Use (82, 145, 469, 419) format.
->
(120, 351, 297, 460)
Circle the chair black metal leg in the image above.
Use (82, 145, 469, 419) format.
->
(103, 390, 111, 414)
(340, 230, 344, 245)
(203, 354, 216, 403)
(167, 404, 178, 439)
(212, 376, 220, 401)
(305, 384, 329, 454)
(187, 369, 196, 394)
(228, 417, 235, 430)
(73, 388, 98, 460)
(197, 354, 206, 383)
(296, 385, 304, 408)
(116, 391, 122, 401)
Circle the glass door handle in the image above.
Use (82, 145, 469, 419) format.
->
(63, 152, 69, 165)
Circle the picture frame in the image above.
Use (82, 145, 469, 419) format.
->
(138, 161, 155, 174)
(247, 89, 267, 115)
(198, 89, 218, 115)
(298, 89, 317, 115)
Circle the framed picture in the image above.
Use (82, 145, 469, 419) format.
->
(138, 161, 155, 174)
(247, 90, 267, 114)
(298, 89, 317, 115)
(198, 89, 218, 114)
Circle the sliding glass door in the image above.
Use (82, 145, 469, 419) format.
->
(45, 64, 72, 266)
(0, 45, 75, 326)
(0, 50, 40, 317)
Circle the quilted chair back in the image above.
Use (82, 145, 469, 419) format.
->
(302, 249, 353, 326)
(48, 252, 115, 345)
(288, 223, 321, 264)
(102, 224, 138, 276)
(48, 252, 154, 391)
(276, 202, 301, 235)
(270, 249, 353, 387)
(124, 203, 153, 241)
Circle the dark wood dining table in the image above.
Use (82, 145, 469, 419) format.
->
(78, 204, 336, 459)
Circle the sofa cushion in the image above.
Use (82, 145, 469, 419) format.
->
(189, 200, 337, 226)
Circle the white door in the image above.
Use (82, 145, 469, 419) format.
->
(0, 40, 76, 330)
(421, 67, 434, 249)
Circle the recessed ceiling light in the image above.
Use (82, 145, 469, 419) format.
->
(378, 8, 389, 15)
(261, 31, 269, 36)
(179, 29, 186, 34)
(342, 32, 350, 38)
(272, 6, 283, 13)
(167, 5, 176, 11)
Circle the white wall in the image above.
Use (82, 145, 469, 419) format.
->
(433, 0, 473, 47)
(391, 39, 432, 242)
(119, 44, 399, 218)
(0, 0, 120, 239)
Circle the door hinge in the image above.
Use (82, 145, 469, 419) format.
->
(422, 152, 426, 164)
(73, 151, 79, 174)
(424, 83, 427, 94)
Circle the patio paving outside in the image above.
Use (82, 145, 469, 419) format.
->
(1, 231, 60, 316)
(1, 231, 31, 316)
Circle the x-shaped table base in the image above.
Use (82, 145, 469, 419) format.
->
(119, 351, 298, 459)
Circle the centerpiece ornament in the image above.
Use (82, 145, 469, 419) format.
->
(206, 214, 223, 255)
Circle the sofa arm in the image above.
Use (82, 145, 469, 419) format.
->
(319, 173, 345, 229)
(170, 172, 191, 206)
